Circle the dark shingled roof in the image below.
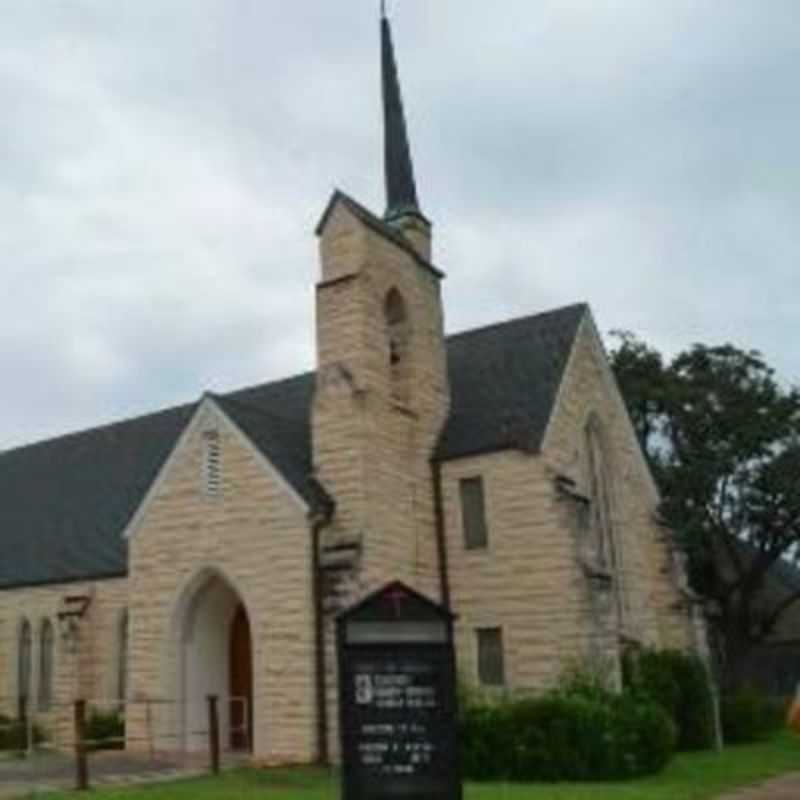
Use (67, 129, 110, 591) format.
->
(437, 304, 587, 460)
(0, 303, 586, 590)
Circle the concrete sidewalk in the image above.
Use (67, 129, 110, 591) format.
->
(717, 773, 800, 799)
(0, 751, 206, 797)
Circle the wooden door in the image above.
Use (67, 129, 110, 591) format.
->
(229, 604, 253, 751)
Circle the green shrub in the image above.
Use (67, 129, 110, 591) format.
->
(508, 694, 614, 781)
(558, 657, 619, 704)
(624, 648, 715, 751)
(458, 687, 676, 782)
(0, 716, 46, 752)
(458, 700, 514, 780)
(85, 709, 125, 751)
(610, 693, 677, 777)
(721, 687, 783, 744)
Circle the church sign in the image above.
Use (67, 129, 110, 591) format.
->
(337, 582, 462, 800)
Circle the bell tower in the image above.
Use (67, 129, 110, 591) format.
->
(312, 8, 449, 603)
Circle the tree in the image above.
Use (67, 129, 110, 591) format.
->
(609, 333, 800, 687)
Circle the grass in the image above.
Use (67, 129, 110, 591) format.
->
(32, 733, 799, 800)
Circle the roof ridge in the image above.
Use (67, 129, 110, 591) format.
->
(0, 400, 197, 460)
(216, 392, 307, 429)
(0, 300, 590, 589)
(444, 302, 588, 342)
(0, 305, 588, 459)
(223, 369, 315, 400)
(0, 371, 316, 461)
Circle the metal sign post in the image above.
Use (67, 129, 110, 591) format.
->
(337, 581, 462, 800)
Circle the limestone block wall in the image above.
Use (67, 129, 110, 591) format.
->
(443, 450, 603, 692)
(313, 201, 448, 602)
(314, 201, 449, 761)
(0, 577, 128, 744)
(127, 402, 316, 764)
(542, 315, 693, 652)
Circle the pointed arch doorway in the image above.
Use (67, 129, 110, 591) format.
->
(170, 570, 254, 754)
(229, 603, 253, 750)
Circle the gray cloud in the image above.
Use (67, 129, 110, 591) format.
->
(1, 1, 797, 449)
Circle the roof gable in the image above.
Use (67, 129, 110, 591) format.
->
(0, 303, 585, 589)
(315, 191, 443, 279)
(539, 311, 660, 503)
(436, 303, 587, 460)
(122, 394, 310, 542)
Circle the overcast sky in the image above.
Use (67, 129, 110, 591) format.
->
(1, 1, 797, 449)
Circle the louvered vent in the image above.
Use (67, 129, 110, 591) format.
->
(203, 429, 221, 498)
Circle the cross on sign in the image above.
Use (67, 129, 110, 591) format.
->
(385, 586, 408, 618)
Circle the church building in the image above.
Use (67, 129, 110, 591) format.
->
(0, 14, 700, 763)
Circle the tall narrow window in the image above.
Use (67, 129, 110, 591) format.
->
(203, 429, 221, 497)
(38, 619, 54, 711)
(460, 477, 489, 550)
(584, 418, 617, 571)
(18, 619, 32, 718)
(584, 415, 626, 622)
(118, 610, 129, 704)
(476, 627, 505, 686)
(384, 288, 410, 402)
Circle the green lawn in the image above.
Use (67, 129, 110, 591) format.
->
(35, 733, 799, 800)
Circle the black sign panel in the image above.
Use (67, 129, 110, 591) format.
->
(337, 583, 462, 800)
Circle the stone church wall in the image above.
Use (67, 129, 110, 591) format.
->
(313, 202, 449, 761)
(444, 315, 694, 698)
(443, 450, 599, 691)
(127, 402, 316, 764)
(314, 202, 447, 602)
(0, 577, 128, 745)
(543, 316, 694, 653)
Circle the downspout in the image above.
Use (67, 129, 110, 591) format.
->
(311, 512, 331, 765)
(431, 459, 451, 611)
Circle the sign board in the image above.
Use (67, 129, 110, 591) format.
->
(337, 582, 462, 800)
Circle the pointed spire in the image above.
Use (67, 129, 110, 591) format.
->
(381, 8, 424, 223)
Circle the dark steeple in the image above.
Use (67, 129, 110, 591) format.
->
(381, 7, 425, 224)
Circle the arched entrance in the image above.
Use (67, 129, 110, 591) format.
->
(171, 570, 253, 753)
(229, 604, 253, 750)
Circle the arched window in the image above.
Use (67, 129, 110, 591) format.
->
(38, 619, 54, 711)
(584, 416, 617, 571)
(584, 415, 626, 622)
(384, 288, 411, 401)
(17, 619, 32, 718)
(118, 610, 129, 704)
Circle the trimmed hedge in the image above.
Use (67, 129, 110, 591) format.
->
(0, 714, 46, 752)
(85, 709, 125, 751)
(623, 648, 715, 751)
(459, 688, 676, 782)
